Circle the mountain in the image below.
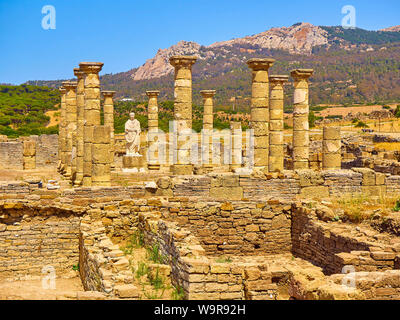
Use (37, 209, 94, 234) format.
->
(381, 25, 400, 32)
(27, 23, 400, 107)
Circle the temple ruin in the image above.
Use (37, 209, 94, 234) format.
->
(1, 56, 400, 300)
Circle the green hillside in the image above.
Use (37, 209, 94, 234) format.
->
(0, 84, 59, 138)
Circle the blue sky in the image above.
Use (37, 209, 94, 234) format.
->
(0, 0, 399, 84)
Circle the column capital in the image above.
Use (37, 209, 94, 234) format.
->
(290, 69, 314, 80)
(73, 67, 85, 79)
(102, 91, 116, 98)
(200, 90, 216, 98)
(169, 55, 197, 68)
(79, 62, 104, 74)
(247, 58, 275, 71)
(269, 75, 289, 84)
(59, 86, 66, 94)
(146, 90, 160, 97)
(62, 81, 77, 90)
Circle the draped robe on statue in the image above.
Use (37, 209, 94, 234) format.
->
(125, 119, 141, 155)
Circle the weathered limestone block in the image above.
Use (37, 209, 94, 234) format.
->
(291, 69, 313, 170)
(247, 58, 275, 171)
(299, 186, 329, 199)
(352, 168, 376, 186)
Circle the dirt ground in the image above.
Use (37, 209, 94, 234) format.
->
(0, 277, 83, 300)
(315, 104, 397, 118)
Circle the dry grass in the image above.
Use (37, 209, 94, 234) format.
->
(330, 194, 398, 223)
(374, 142, 400, 151)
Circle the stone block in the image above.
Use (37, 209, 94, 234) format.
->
(300, 186, 329, 199)
(114, 284, 139, 298)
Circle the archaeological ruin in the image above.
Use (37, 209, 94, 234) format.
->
(2, 56, 400, 300)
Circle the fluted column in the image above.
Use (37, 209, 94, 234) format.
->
(247, 58, 275, 171)
(291, 69, 314, 170)
(63, 81, 77, 179)
(269, 75, 288, 173)
(73, 68, 85, 186)
(322, 127, 341, 170)
(102, 91, 116, 171)
(58, 86, 66, 172)
(169, 55, 197, 175)
(146, 90, 160, 171)
(200, 90, 216, 168)
(79, 62, 103, 187)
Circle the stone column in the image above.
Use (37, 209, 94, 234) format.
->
(230, 121, 242, 171)
(58, 86, 67, 172)
(63, 81, 77, 179)
(322, 127, 341, 170)
(23, 140, 36, 170)
(269, 75, 289, 173)
(92, 125, 111, 187)
(200, 90, 216, 168)
(102, 91, 116, 171)
(291, 69, 314, 170)
(169, 55, 197, 175)
(73, 68, 85, 186)
(79, 62, 103, 187)
(146, 90, 160, 171)
(247, 58, 275, 171)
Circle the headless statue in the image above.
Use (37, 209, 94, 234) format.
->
(125, 112, 141, 156)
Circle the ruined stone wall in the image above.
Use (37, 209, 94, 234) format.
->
(0, 203, 80, 280)
(291, 204, 399, 275)
(32, 134, 58, 167)
(0, 141, 23, 169)
(163, 199, 292, 256)
(0, 134, 58, 170)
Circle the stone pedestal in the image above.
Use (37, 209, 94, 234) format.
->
(58, 86, 67, 173)
(63, 81, 78, 179)
(122, 155, 146, 173)
(169, 55, 197, 175)
(269, 75, 288, 173)
(322, 127, 341, 170)
(146, 90, 160, 171)
(291, 69, 314, 170)
(74, 68, 85, 186)
(79, 62, 103, 187)
(102, 91, 116, 171)
(247, 58, 275, 171)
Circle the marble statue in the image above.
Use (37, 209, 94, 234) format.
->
(125, 112, 141, 156)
